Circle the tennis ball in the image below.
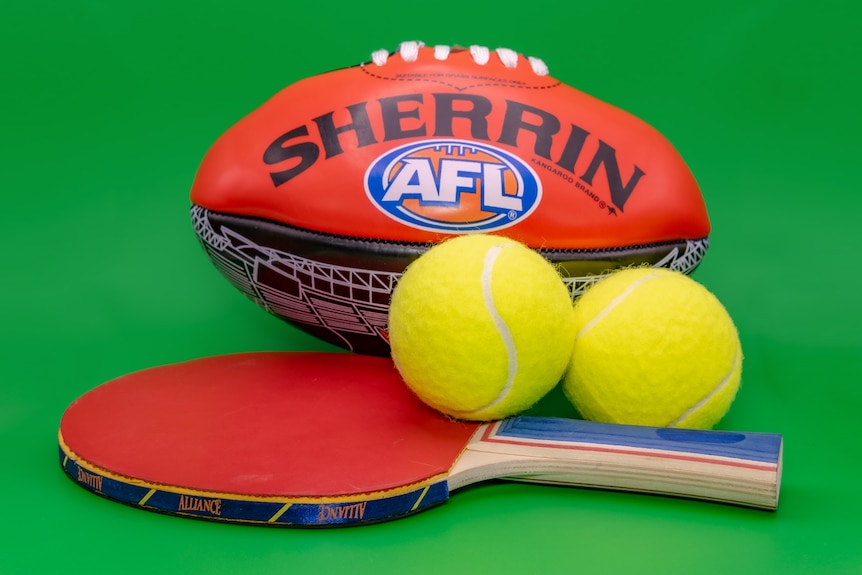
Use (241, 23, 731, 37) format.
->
(563, 267, 742, 429)
(388, 234, 576, 421)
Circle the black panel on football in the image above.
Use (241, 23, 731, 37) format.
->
(191, 205, 708, 356)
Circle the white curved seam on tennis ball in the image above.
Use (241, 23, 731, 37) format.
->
(462, 244, 517, 415)
(669, 346, 741, 428)
(576, 271, 663, 339)
(570, 271, 662, 422)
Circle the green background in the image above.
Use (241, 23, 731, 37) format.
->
(2, 1, 860, 573)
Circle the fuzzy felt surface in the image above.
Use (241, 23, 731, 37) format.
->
(389, 235, 576, 421)
(563, 267, 742, 429)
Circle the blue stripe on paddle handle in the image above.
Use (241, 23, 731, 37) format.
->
(496, 417, 782, 464)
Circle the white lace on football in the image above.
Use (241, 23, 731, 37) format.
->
(433, 44, 450, 60)
(496, 47, 519, 68)
(370, 41, 549, 76)
(469, 44, 491, 65)
(527, 56, 549, 76)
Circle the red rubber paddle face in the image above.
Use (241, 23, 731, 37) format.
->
(60, 353, 477, 501)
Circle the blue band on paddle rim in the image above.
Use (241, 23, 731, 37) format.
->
(59, 437, 449, 527)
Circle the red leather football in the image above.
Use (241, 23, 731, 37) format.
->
(190, 41, 710, 356)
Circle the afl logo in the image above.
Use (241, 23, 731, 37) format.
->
(364, 139, 542, 232)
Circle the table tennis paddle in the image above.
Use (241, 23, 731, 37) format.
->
(59, 352, 782, 527)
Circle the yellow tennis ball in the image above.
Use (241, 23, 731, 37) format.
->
(389, 234, 576, 421)
(563, 267, 742, 429)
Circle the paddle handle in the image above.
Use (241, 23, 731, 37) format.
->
(448, 416, 782, 510)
